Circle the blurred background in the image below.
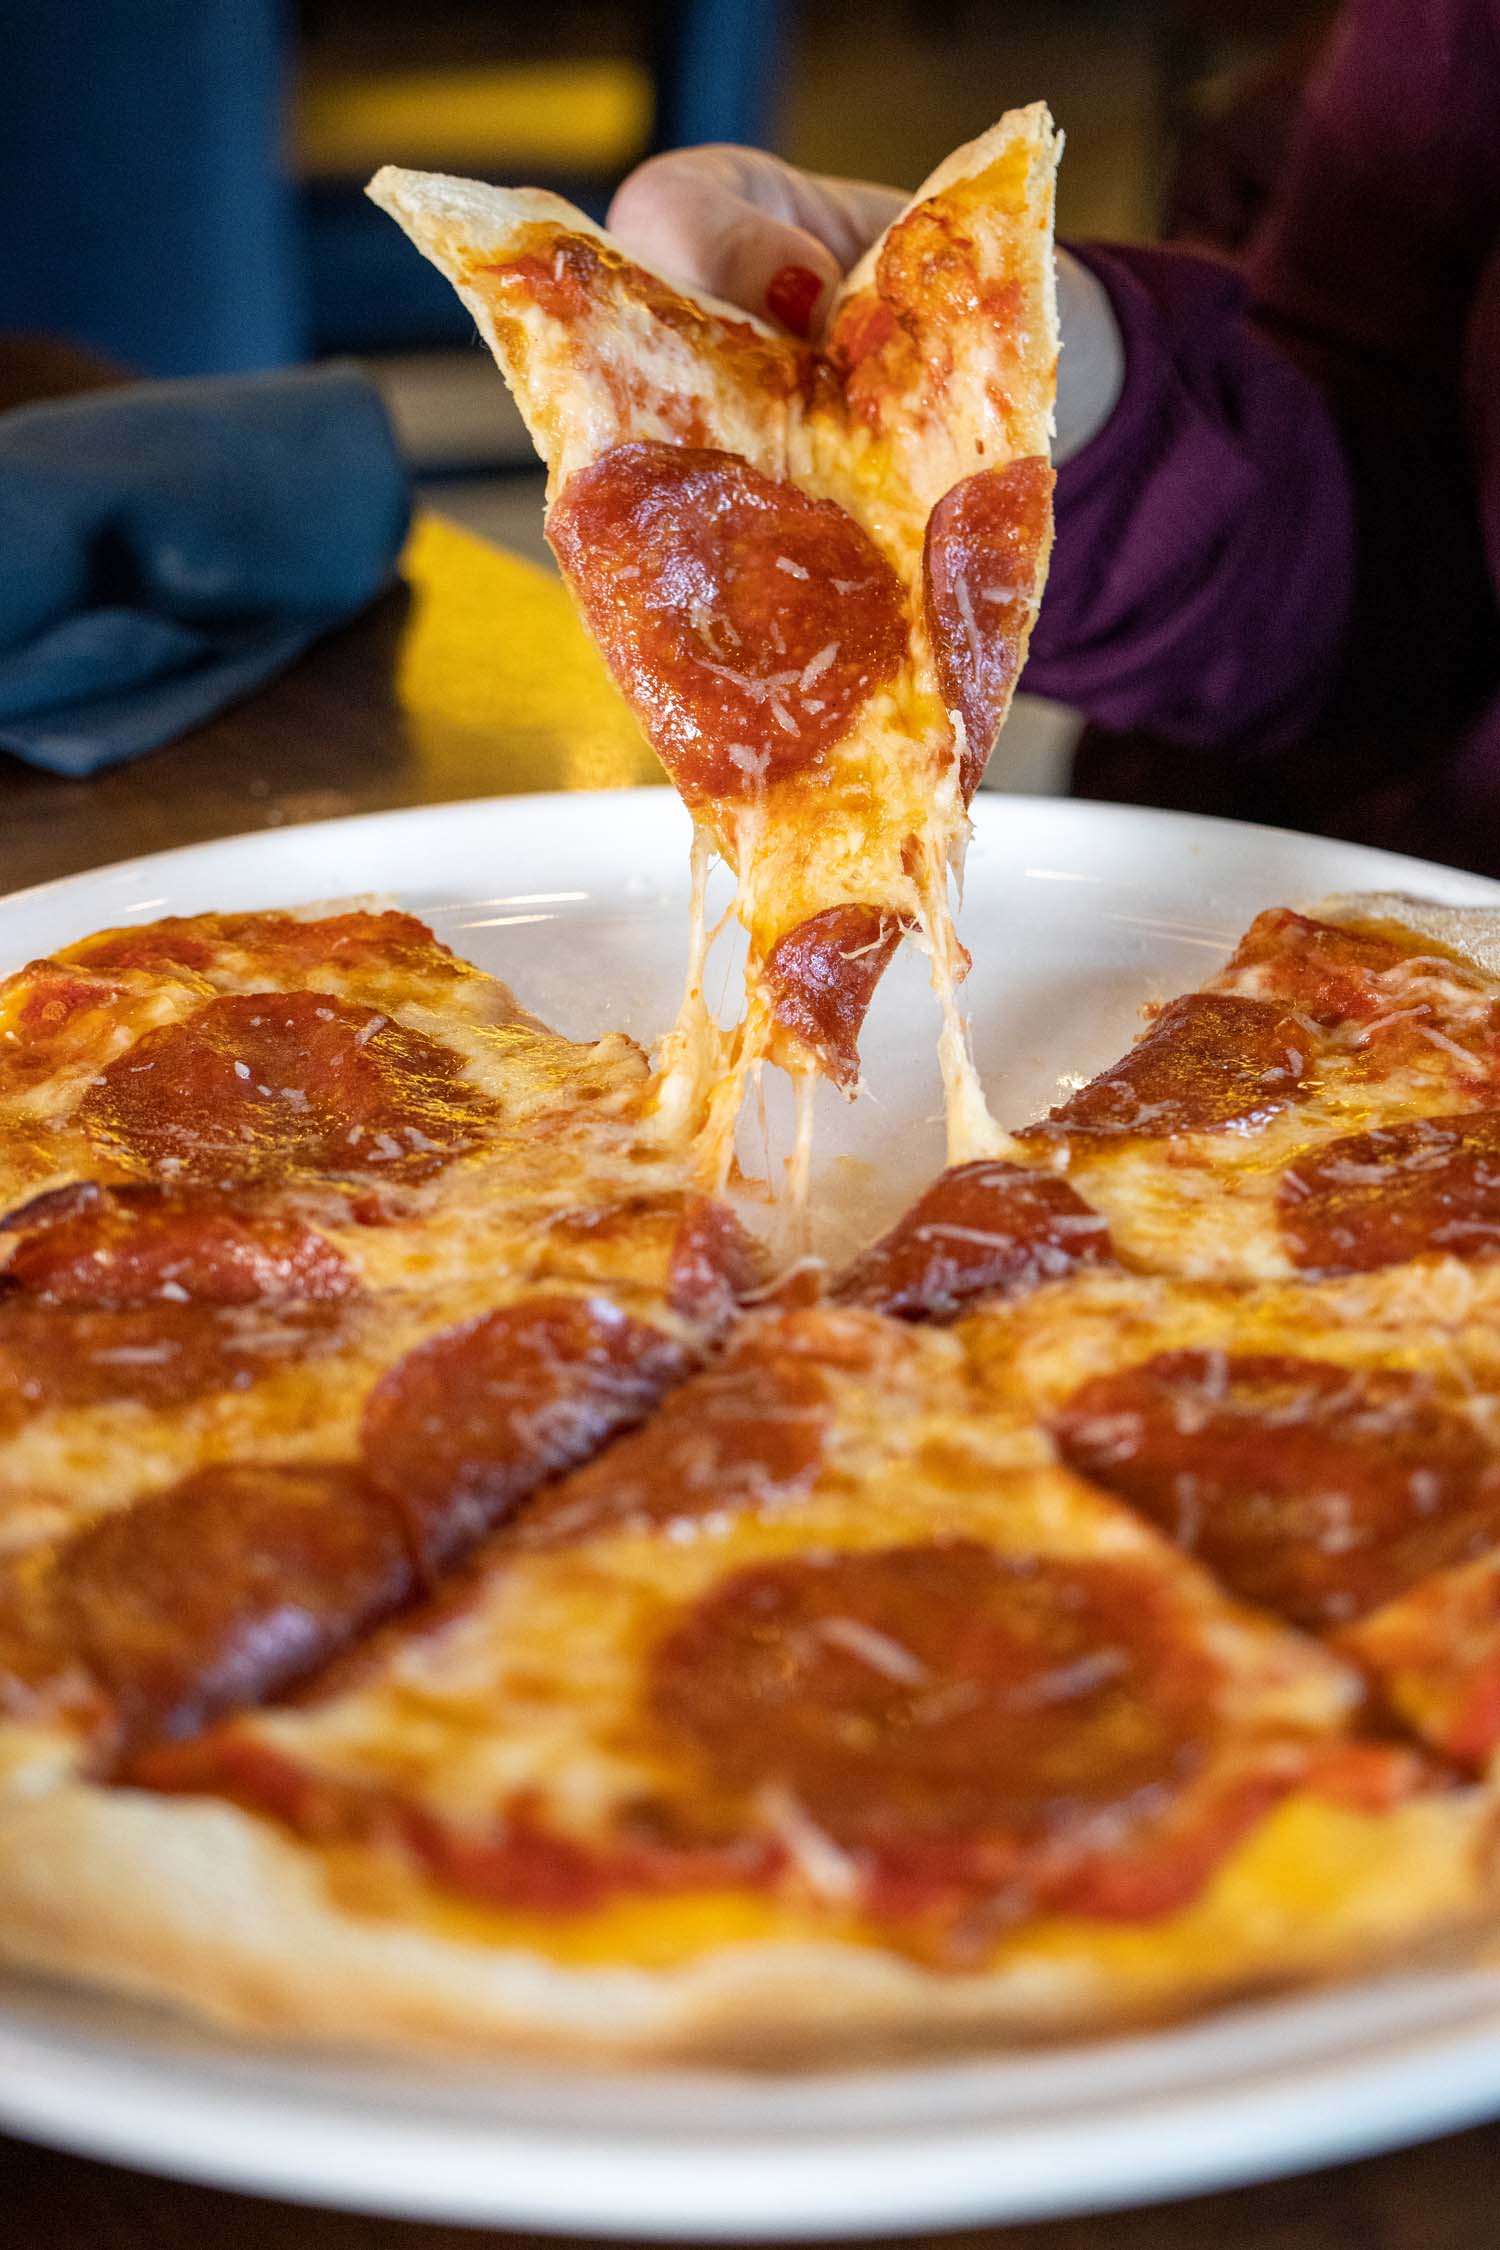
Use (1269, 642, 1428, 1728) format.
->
(0, 0, 1329, 779)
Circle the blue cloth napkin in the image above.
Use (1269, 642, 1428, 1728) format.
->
(0, 364, 411, 776)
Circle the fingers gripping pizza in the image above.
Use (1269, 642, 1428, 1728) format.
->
(369, 105, 1060, 1178)
(3, 894, 1500, 2055)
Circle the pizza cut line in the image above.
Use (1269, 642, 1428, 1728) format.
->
(2, 892, 1500, 2055)
(369, 103, 1061, 1184)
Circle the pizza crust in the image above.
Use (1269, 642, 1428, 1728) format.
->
(0, 1780, 1494, 2064)
(1318, 893, 1500, 979)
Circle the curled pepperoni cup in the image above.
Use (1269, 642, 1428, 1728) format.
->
(763, 906, 903, 1086)
(3, 1184, 356, 1308)
(1031, 993, 1312, 1141)
(924, 457, 1054, 800)
(1279, 1111, 1500, 1273)
(835, 1160, 1114, 1321)
(649, 1541, 1215, 1907)
(78, 990, 496, 1190)
(547, 442, 908, 803)
(361, 1296, 693, 1569)
(1052, 1351, 1500, 1631)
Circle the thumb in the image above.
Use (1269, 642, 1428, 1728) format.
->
(609, 149, 845, 338)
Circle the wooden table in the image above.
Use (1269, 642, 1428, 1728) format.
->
(2, 514, 1499, 2246)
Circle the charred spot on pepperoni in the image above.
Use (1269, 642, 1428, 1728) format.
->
(1029, 993, 1312, 1141)
(33, 1462, 414, 1757)
(77, 990, 496, 1189)
(834, 1161, 1114, 1321)
(3, 1184, 356, 1308)
(0, 1298, 352, 1435)
(924, 459, 1054, 800)
(518, 1320, 835, 1548)
(649, 1541, 1213, 1903)
(762, 905, 903, 1086)
(547, 443, 907, 803)
(1053, 1351, 1500, 1631)
(362, 1297, 692, 1571)
(1280, 1111, 1500, 1273)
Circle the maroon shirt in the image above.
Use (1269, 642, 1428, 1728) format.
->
(1025, 0, 1500, 872)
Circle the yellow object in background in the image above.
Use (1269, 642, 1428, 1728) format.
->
(297, 58, 654, 179)
(395, 516, 661, 798)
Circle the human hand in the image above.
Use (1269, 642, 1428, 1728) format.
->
(609, 143, 1123, 460)
(608, 146, 904, 340)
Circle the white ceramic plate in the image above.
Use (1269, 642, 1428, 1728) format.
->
(4, 787, 1500, 2237)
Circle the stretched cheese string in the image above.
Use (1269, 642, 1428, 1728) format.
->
(914, 845, 1011, 1167)
(784, 1067, 818, 1253)
(650, 823, 729, 1153)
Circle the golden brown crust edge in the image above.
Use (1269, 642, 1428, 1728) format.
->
(0, 1783, 1496, 2065)
(1316, 892, 1500, 978)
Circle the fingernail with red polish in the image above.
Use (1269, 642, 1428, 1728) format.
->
(765, 264, 823, 339)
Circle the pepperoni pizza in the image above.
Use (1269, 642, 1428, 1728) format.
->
(2, 892, 1500, 2053)
(369, 105, 1060, 1179)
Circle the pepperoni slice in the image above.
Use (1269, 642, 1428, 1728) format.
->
(761, 905, 903, 1085)
(3, 1184, 355, 1307)
(0, 1298, 349, 1433)
(1031, 993, 1311, 1140)
(519, 1318, 836, 1549)
(78, 990, 495, 1188)
(1279, 1111, 1500, 1272)
(1053, 1351, 1500, 1629)
(924, 459, 1054, 800)
(835, 1160, 1114, 1320)
(0, 1463, 414, 1757)
(650, 1540, 1214, 1913)
(547, 443, 908, 802)
(362, 1297, 692, 1570)
(666, 1194, 765, 1326)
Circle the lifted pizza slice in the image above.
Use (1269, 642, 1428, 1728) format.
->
(369, 104, 1060, 1179)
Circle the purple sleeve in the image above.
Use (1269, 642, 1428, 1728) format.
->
(1023, 243, 1354, 755)
(1024, 0, 1500, 767)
